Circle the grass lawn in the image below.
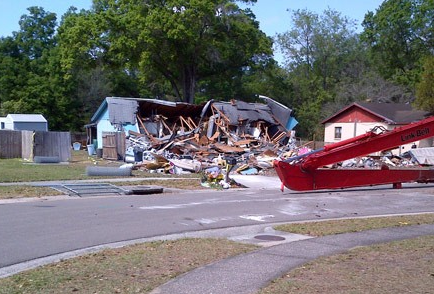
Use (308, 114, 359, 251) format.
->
(0, 239, 257, 294)
(274, 213, 434, 236)
(0, 150, 202, 199)
(0, 150, 200, 183)
(258, 235, 434, 294)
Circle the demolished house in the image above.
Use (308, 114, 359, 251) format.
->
(86, 96, 298, 178)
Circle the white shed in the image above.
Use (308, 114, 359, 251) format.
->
(0, 114, 48, 131)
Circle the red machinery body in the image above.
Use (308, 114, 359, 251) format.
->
(274, 116, 434, 191)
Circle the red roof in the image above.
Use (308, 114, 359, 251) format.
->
(321, 102, 429, 125)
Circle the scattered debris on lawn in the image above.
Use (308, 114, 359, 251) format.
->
(85, 96, 434, 189)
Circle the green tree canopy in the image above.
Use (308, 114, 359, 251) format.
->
(414, 55, 434, 112)
(58, 0, 273, 104)
(361, 0, 434, 87)
(276, 8, 361, 139)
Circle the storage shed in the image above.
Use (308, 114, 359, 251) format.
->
(0, 114, 48, 131)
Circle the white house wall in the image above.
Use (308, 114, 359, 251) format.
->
(96, 120, 116, 149)
(324, 122, 423, 156)
(324, 122, 389, 144)
(4, 117, 13, 130)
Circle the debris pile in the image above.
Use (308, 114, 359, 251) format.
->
(332, 155, 417, 169)
(282, 148, 426, 171)
(91, 97, 434, 189)
(118, 98, 299, 187)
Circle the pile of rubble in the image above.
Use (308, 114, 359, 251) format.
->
(125, 129, 299, 188)
(113, 98, 302, 188)
(333, 154, 417, 169)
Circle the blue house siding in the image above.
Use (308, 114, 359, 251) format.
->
(94, 104, 139, 149)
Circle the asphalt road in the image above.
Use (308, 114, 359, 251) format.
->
(1, 180, 434, 275)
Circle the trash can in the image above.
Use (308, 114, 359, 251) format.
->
(72, 142, 81, 151)
(87, 144, 95, 156)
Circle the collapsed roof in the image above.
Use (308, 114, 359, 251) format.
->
(212, 100, 277, 126)
(91, 96, 296, 132)
(91, 97, 206, 125)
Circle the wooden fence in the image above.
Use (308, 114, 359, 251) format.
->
(102, 131, 126, 160)
(299, 140, 325, 150)
(1, 130, 71, 161)
(0, 130, 22, 159)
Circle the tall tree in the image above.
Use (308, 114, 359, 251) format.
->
(278, 9, 358, 92)
(277, 9, 317, 80)
(414, 56, 434, 112)
(59, 0, 273, 104)
(57, 6, 142, 125)
(276, 8, 360, 139)
(15, 6, 57, 59)
(0, 7, 83, 130)
(361, 0, 434, 87)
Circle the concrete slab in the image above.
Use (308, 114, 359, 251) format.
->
(230, 174, 282, 190)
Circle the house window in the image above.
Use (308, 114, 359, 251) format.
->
(0, 122, 4, 129)
(334, 126, 342, 139)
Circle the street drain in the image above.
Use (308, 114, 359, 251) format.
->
(254, 235, 285, 241)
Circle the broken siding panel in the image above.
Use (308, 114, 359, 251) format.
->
(107, 97, 138, 124)
(409, 148, 434, 165)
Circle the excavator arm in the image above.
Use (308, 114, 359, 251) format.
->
(274, 116, 434, 191)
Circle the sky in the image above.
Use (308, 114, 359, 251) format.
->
(0, 0, 384, 62)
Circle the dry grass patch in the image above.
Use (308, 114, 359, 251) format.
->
(275, 213, 434, 236)
(262, 215, 434, 293)
(259, 235, 434, 294)
(0, 186, 63, 200)
(0, 238, 257, 294)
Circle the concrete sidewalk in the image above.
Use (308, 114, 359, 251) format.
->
(230, 174, 282, 190)
(150, 224, 434, 294)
